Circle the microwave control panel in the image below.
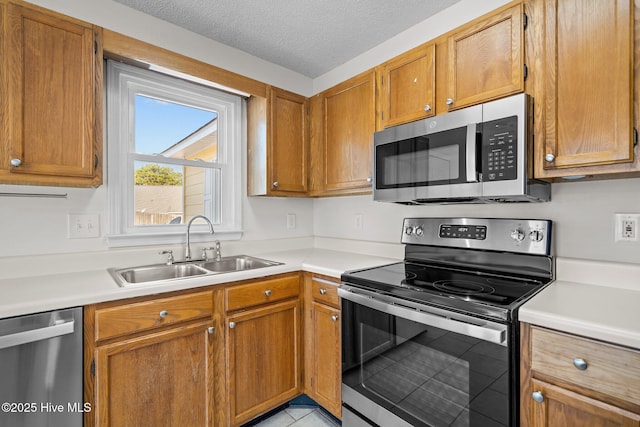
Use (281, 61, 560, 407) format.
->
(482, 116, 517, 181)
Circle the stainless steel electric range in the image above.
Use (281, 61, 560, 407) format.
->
(339, 218, 553, 427)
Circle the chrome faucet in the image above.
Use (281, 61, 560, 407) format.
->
(185, 215, 214, 261)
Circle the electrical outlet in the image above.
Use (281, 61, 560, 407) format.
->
(354, 214, 363, 230)
(614, 214, 639, 242)
(68, 213, 100, 238)
(286, 213, 296, 229)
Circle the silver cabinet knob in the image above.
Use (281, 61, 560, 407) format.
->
(446, 98, 454, 105)
(366, 177, 372, 183)
(265, 289, 272, 297)
(229, 322, 236, 329)
(573, 358, 588, 370)
(10, 158, 22, 167)
(159, 310, 168, 318)
(319, 289, 327, 295)
(545, 153, 555, 162)
(273, 181, 279, 188)
(331, 315, 339, 322)
(532, 391, 544, 403)
(424, 104, 432, 112)
(207, 327, 215, 334)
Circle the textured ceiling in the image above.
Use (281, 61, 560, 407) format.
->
(113, 0, 462, 78)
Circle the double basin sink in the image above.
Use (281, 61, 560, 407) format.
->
(109, 255, 282, 287)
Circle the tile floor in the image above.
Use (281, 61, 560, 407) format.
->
(251, 407, 340, 427)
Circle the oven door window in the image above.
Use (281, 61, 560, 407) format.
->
(375, 127, 470, 189)
(342, 300, 510, 427)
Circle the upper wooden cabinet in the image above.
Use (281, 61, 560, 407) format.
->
(310, 69, 376, 196)
(0, 1, 102, 187)
(526, 0, 638, 178)
(377, 42, 436, 129)
(248, 86, 309, 196)
(443, 2, 524, 111)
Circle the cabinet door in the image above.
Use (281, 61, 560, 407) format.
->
(445, 3, 524, 110)
(379, 43, 435, 128)
(227, 299, 301, 426)
(529, 379, 640, 427)
(310, 301, 341, 418)
(269, 87, 308, 194)
(3, 3, 100, 185)
(538, 0, 633, 172)
(94, 320, 214, 427)
(320, 70, 376, 193)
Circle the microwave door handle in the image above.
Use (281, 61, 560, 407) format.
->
(466, 123, 478, 182)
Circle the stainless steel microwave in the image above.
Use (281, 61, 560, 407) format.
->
(373, 93, 550, 204)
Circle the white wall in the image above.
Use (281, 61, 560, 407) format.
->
(3, 0, 640, 268)
(313, 178, 640, 265)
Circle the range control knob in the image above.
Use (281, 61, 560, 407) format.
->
(529, 230, 544, 242)
(405, 226, 413, 235)
(414, 226, 424, 236)
(510, 228, 525, 242)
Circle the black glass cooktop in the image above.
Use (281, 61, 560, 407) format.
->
(342, 261, 550, 320)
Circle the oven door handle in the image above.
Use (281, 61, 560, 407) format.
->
(338, 287, 507, 346)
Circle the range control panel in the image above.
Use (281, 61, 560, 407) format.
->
(402, 218, 552, 256)
(439, 224, 487, 240)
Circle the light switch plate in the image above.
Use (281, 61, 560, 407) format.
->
(68, 213, 100, 238)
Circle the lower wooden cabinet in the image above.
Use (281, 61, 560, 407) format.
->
(85, 272, 341, 426)
(529, 378, 640, 427)
(85, 290, 216, 427)
(225, 274, 302, 426)
(94, 320, 215, 426)
(521, 323, 640, 427)
(304, 273, 342, 419)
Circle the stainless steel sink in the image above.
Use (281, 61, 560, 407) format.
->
(109, 263, 209, 286)
(109, 255, 282, 287)
(197, 255, 282, 272)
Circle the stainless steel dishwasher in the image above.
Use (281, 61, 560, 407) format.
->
(0, 307, 83, 427)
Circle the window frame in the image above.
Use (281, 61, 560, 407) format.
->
(106, 60, 243, 247)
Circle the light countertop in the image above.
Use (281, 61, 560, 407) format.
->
(2, 248, 639, 351)
(0, 248, 398, 319)
(519, 279, 640, 350)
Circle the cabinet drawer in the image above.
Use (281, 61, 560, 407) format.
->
(531, 326, 640, 406)
(310, 276, 340, 308)
(95, 291, 213, 341)
(226, 274, 300, 311)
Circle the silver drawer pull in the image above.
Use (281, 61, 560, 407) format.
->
(229, 322, 236, 329)
(331, 315, 339, 322)
(532, 391, 544, 403)
(319, 289, 327, 295)
(207, 327, 215, 334)
(265, 289, 272, 297)
(159, 310, 168, 318)
(573, 358, 588, 370)
(10, 158, 22, 167)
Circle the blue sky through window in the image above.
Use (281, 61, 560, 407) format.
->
(134, 95, 218, 155)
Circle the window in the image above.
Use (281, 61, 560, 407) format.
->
(106, 61, 243, 246)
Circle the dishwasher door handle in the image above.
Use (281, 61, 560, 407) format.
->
(0, 319, 75, 350)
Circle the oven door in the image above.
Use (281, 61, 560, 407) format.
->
(339, 286, 513, 427)
(373, 104, 482, 203)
